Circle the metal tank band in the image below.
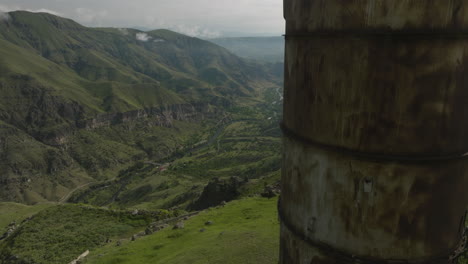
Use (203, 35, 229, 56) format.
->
(281, 0, 468, 263)
(281, 122, 468, 163)
(278, 197, 462, 264)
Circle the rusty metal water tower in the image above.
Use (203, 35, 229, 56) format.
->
(280, 1, 468, 263)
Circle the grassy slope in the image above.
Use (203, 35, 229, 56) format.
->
(0, 120, 93, 203)
(0, 204, 177, 264)
(0, 38, 100, 115)
(85, 197, 279, 264)
(0, 37, 184, 117)
(0, 203, 54, 231)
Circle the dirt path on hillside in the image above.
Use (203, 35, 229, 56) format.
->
(59, 182, 95, 203)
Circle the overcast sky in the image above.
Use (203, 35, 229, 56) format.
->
(0, 0, 284, 38)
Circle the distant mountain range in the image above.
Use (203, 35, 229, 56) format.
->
(0, 11, 282, 203)
(209, 36, 284, 63)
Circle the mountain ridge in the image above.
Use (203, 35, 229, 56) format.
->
(0, 11, 281, 204)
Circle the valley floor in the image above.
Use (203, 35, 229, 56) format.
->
(0, 116, 282, 264)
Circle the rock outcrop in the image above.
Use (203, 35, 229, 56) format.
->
(189, 177, 246, 210)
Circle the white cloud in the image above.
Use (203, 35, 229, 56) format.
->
(153, 38, 165, 43)
(136, 32, 151, 42)
(171, 25, 220, 39)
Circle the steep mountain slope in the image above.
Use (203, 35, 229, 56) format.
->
(0, 12, 278, 105)
(0, 11, 281, 204)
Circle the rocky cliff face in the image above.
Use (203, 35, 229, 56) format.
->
(78, 103, 221, 130)
(0, 88, 228, 203)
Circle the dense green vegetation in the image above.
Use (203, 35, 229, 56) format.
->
(84, 197, 279, 264)
(0, 11, 282, 204)
(0, 204, 181, 264)
(68, 118, 281, 211)
(0, 95, 282, 264)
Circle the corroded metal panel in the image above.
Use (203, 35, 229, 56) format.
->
(284, 36, 468, 155)
(284, 0, 468, 33)
(282, 0, 468, 263)
(281, 137, 468, 262)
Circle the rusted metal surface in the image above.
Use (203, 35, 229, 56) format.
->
(283, 36, 468, 155)
(284, 0, 468, 33)
(281, 1, 468, 263)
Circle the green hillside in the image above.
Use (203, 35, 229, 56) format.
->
(0, 202, 54, 231)
(85, 197, 279, 264)
(0, 12, 279, 106)
(0, 11, 282, 204)
(0, 204, 180, 264)
(0, 197, 279, 264)
(67, 118, 281, 211)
